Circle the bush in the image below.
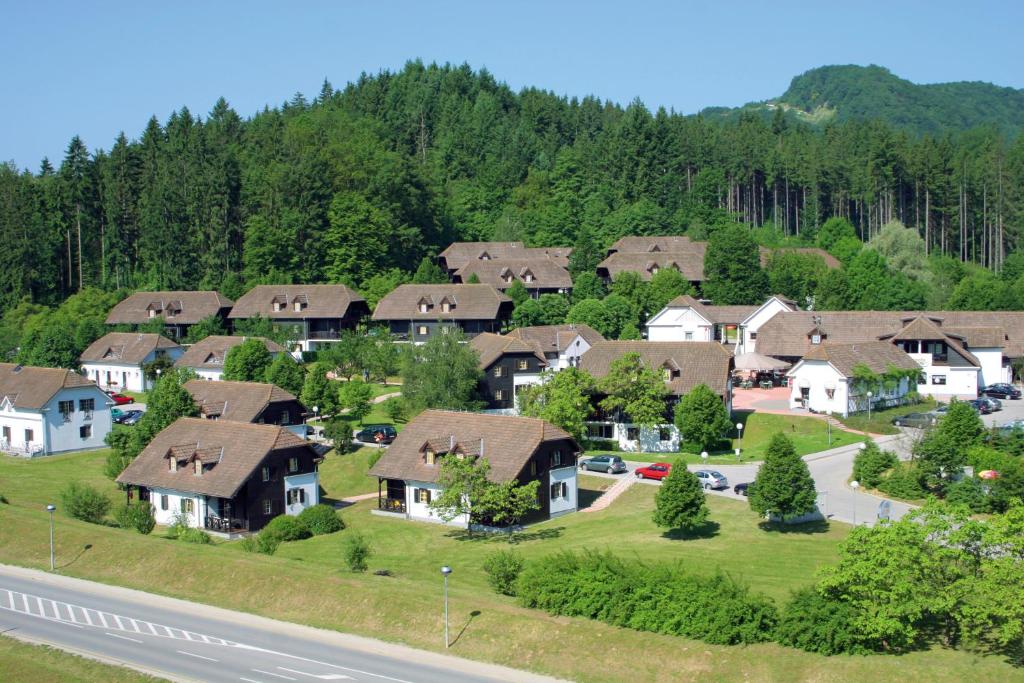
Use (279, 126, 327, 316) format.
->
(115, 501, 156, 534)
(343, 533, 371, 572)
(262, 515, 312, 542)
(382, 396, 408, 423)
(297, 504, 344, 535)
(877, 463, 927, 500)
(852, 442, 898, 489)
(324, 418, 354, 454)
(240, 531, 281, 555)
(0, 493, 8, 504)
(164, 512, 190, 539)
(179, 527, 212, 544)
(301, 350, 319, 363)
(483, 549, 524, 596)
(366, 449, 383, 470)
(59, 482, 111, 524)
(945, 477, 989, 512)
(515, 551, 777, 645)
(775, 587, 870, 655)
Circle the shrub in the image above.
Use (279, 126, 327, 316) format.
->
(945, 477, 989, 512)
(483, 549, 524, 596)
(0, 493, 8, 504)
(382, 396, 408, 423)
(775, 587, 870, 655)
(59, 482, 111, 524)
(115, 501, 156, 535)
(297, 504, 344, 535)
(238, 536, 258, 553)
(324, 418, 354, 454)
(262, 515, 312, 542)
(366, 449, 383, 470)
(852, 442, 898, 489)
(877, 463, 927, 500)
(343, 533, 371, 572)
(652, 467, 709, 531)
(239, 532, 281, 555)
(164, 511, 190, 539)
(179, 527, 212, 544)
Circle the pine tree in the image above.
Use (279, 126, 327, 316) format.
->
(653, 466, 709, 531)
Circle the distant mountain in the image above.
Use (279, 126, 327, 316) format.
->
(702, 65, 1024, 136)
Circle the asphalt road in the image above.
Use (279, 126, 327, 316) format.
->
(0, 565, 560, 683)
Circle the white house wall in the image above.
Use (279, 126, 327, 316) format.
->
(404, 480, 468, 527)
(645, 307, 713, 342)
(43, 386, 112, 454)
(788, 361, 851, 415)
(739, 298, 794, 354)
(0, 407, 45, 454)
(970, 347, 1009, 387)
(283, 472, 319, 515)
(555, 334, 593, 370)
(548, 466, 578, 517)
(84, 347, 184, 392)
(149, 487, 204, 528)
(914, 364, 978, 399)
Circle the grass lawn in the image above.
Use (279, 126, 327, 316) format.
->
(316, 447, 382, 500)
(0, 635, 163, 682)
(120, 390, 148, 405)
(835, 399, 937, 435)
(0, 450, 1018, 682)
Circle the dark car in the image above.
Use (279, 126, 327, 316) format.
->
(733, 482, 754, 496)
(354, 425, 397, 444)
(982, 383, 1021, 400)
(579, 455, 627, 474)
(968, 399, 993, 415)
(977, 396, 1002, 412)
(892, 412, 938, 428)
(119, 410, 144, 425)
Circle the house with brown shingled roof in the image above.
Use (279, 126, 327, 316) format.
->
(437, 242, 571, 276)
(579, 341, 734, 453)
(105, 291, 234, 340)
(367, 410, 580, 527)
(174, 335, 290, 381)
(116, 417, 322, 534)
(79, 332, 184, 393)
(183, 380, 308, 438)
(0, 363, 113, 456)
(371, 284, 513, 343)
(645, 294, 759, 345)
(452, 256, 572, 297)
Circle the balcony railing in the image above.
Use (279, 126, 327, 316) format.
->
(204, 515, 248, 532)
(0, 440, 45, 457)
(307, 330, 341, 340)
(378, 497, 406, 514)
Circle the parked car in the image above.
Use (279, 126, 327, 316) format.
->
(977, 396, 1002, 412)
(968, 399, 993, 415)
(354, 425, 397, 444)
(111, 408, 125, 422)
(695, 469, 729, 490)
(982, 383, 1021, 400)
(119, 410, 145, 425)
(635, 462, 671, 481)
(106, 391, 133, 405)
(892, 412, 938, 428)
(997, 420, 1024, 436)
(733, 482, 754, 496)
(579, 455, 627, 474)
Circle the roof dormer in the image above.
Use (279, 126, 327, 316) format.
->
(645, 261, 660, 274)
(439, 295, 456, 313)
(292, 294, 308, 312)
(147, 301, 162, 318)
(521, 268, 535, 283)
(479, 250, 491, 260)
(500, 267, 515, 283)
(271, 293, 288, 312)
(165, 300, 183, 317)
(417, 297, 434, 314)
(649, 244, 661, 252)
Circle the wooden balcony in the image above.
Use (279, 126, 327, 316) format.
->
(204, 515, 248, 532)
(378, 497, 406, 514)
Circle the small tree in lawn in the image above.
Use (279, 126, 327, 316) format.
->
(675, 383, 732, 452)
(382, 396, 408, 423)
(429, 455, 492, 525)
(597, 352, 668, 428)
(476, 479, 541, 534)
(518, 368, 596, 443)
(223, 338, 273, 382)
(653, 467, 709, 532)
(301, 362, 338, 416)
(338, 379, 373, 424)
(749, 433, 818, 522)
(323, 418, 354, 453)
(264, 353, 304, 395)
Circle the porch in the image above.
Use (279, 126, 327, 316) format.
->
(374, 478, 407, 516)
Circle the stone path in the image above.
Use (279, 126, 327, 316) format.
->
(581, 473, 636, 513)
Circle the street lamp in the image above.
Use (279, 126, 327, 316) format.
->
(826, 409, 832, 446)
(440, 565, 452, 648)
(46, 504, 56, 571)
(700, 451, 708, 465)
(866, 390, 873, 423)
(735, 422, 744, 462)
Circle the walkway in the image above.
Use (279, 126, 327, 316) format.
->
(581, 474, 636, 513)
(733, 385, 881, 436)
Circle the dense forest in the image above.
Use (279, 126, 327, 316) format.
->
(3, 60, 1024, 320)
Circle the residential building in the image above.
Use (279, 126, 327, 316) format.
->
(79, 333, 184, 393)
(579, 341, 734, 452)
(735, 295, 800, 354)
(505, 324, 605, 371)
(786, 341, 921, 416)
(645, 295, 758, 345)
(452, 256, 572, 297)
(0, 363, 112, 456)
(174, 335, 289, 381)
(116, 418, 321, 534)
(438, 242, 571, 277)
(105, 291, 234, 340)
(184, 380, 308, 438)
(227, 285, 370, 355)
(470, 333, 549, 413)
(371, 284, 513, 343)
(368, 410, 580, 527)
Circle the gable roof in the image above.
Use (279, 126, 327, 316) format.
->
(0, 363, 99, 410)
(454, 257, 572, 290)
(800, 341, 921, 377)
(184, 379, 301, 423)
(228, 284, 368, 320)
(606, 236, 696, 255)
(372, 284, 513, 321)
(579, 341, 734, 396)
(116, 417, 313, 498)
(469, 333, 548, 369)
(439, 242, 572, 271)
(79, 333, 181, 365)
(505, 324, 606, 354)
(174, 336, 288, 371)
(106, 291, 233, 325)
(367, 410, 577, 484)
(661, 295, 759, 325)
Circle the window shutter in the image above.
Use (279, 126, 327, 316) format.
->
(426, 489, 432, 503)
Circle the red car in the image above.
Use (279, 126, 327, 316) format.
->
(106, 392, 133, 406)
(635, 462, 672, 481)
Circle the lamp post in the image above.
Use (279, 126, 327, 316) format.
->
(46, 504, 56, 570)
(700, 451, 708, 465)
(826, 410, 832, 446)
(850, 480, 860, 526)
(735, 422, 744, 462)
(866, 390, 873, 423)
(440, 565, 452, 648)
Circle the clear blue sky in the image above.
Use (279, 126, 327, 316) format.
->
(2, 0, 1022, 170)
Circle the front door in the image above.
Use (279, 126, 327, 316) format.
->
(800, 387, 810, 408)
(122, 371, 128, 389)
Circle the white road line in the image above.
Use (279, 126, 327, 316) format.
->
(20, 592, 29, 612)
(114, 614, 125, 629)
(106, 632, 143, 643)
(252, 670, 296, 681)
(177, 650, 219, 662)
(32, 595, 44, 616)
(98, 610, 109, 628)
(278, 667, 353, 680)
(234, 643, 416, 683)
(240, 678, 264, 683)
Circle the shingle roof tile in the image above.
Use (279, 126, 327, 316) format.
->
(579, 341, 734, 396)
(106, 291, 233, 325)
(80, 333, 181, 365)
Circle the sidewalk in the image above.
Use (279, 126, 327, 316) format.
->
(581, 474, 636, 513)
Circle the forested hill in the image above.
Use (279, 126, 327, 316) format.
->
(704, 65, 1024, 136)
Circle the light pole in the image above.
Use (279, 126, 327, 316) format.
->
(700, 451, 708, 466)
(46, 504, 56, 570)
(441, 565, 452, 648)
(735, 422, 744, 462)
(866, 390, 873, 423)
(826, 410, 832, 446)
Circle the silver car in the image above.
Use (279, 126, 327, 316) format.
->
(695, 469, 728, 490)
(579, 455, 627, 474)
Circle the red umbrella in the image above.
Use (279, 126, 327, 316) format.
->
(978, 470, 1000, 480)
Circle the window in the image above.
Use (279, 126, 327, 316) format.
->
(1, 426, 9, 443)
(262, 466, 271, 482)
(524, 272, 535, 283)
(263, 499, 272, 515)
(24, 429, 33, 444)
(825, 388, 835, 399)
(58, 400, 74, 422)
(493, 366, 505, 378)
(932, 375, 947, 385)
(79, 398, 94, 419)
(169, 456, 177, 472)
(587, 424, 614, 439)
(160, 495, 168, 511)
(288, 457, 299, 473)
(749, 332, 757, 340)
(293, 302, 302, 312)
(417, 325, 429, 336)
(659, 429, 670, 442)
(917, 373, 926, 385)
(425, 449, 436, 465)
(417, 488, 431, 504)
(684, 332, 693, 341)
(551, 450, 563, 467)
(419, 303, 430, 313)
(79, 425, 92, 439)
(280, 412, 291, 425)
(441, 302, 451, 313)
(180, 498, 194, 514)
(287, 488, 306, 505)
(149, 309, 157, 318)
(550, 481, 568, 500)
(627, 427, 640, 441)
(494, 389, 506, 401)
(194, 459, 202, 475)
(811, 334, 822, 345)
(516, 359, 529, 371)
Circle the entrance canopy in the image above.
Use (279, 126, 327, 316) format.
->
(733, 351, 792, 372)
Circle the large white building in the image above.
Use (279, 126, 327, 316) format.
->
(0, 363, 112, 456)
(79, 332, 183, 393)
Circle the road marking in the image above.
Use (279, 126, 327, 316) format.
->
(106, 632, 143, 643)
(278, 668, 353, 680)
(253, 670, 297, 681)
(240, 678, 264, 683)
(177, 650, 219, 662)
(235, 643, 415, 683)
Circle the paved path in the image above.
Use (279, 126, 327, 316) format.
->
(0, 564, 562, 683)
(580, 474, 635, 513)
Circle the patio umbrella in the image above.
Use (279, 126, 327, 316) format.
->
(733, 351, 792, 372)
(978, 470, 1000, 480)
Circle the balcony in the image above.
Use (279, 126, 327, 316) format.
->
(0, 440, 45, 458)
(204, 515, 248, 532)
(307, 330, 341, 340)
(378, 497, 406, 514)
